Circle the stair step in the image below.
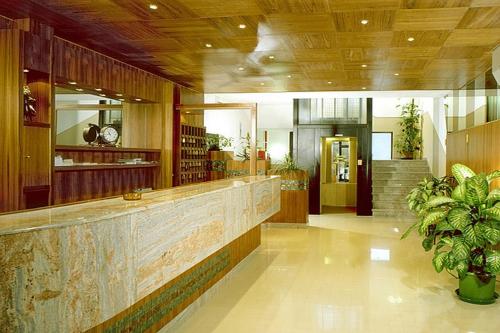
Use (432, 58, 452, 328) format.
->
(372, 166, 430, 173)
(372, 208, 417, 218)
(372, 186, 414, 195)
(373, 179, 422, 187)
(373, 201, 410, 210)
(372, 172, 431, 181)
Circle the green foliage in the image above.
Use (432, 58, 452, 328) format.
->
(206, 134, 233, 151)
(394, 99, 422, 158)
(270, 154, 302, 174)
(406, 176, 454, 214)
(402, 164, 500, 279)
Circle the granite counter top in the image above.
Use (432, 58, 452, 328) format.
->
(0, 176, 279, 236)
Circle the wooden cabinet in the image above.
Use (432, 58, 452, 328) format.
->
(22, 127, 51, 187)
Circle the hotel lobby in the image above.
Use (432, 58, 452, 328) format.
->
(0, 1, 499, 333)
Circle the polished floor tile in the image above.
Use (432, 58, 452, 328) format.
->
(162, 212, 500, 333)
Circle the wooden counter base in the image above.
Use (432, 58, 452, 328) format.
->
(86, 225, 261, 333)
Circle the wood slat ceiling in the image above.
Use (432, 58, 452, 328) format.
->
(1, 0, 499, 92)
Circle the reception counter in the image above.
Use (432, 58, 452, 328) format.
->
(0, 176, 281, 332)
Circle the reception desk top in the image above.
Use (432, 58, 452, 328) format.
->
(0, 176, 279, 236)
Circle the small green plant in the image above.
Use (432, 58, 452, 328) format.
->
(402, 164, 500, 283)
(406, 176, 454, 214)
(206, 134, 233, 151)
(236, 132, 251, 160)
(271, 154, 300, 174)
(395, 99, 422, 159)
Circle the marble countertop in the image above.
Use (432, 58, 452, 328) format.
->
(0, 176, 279, 236)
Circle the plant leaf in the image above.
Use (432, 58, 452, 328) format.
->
(435, 221, 454, 232)
(400, 222, 418, 240)
(424, 196, 455, 209)
(452, 237, 470, 260)
(455, 260, 468, 278)
(422, 236, 434, 251)
(433, 252, 447, 273)
(476, 223, 500, 244)
(484, 203, 500, 221)
(485, 250, 500, 274)
(419, 211, 447, 234)
(463, 225, 479, 245)
(451, 183, 466, 202)
(436, 237, 453, 250)
(447, 208, 470, 229)
(464, 175, 488, 206)
(444, 253, 457, 270)
(486, 170, 500, 184)
(451, 164, 476, 184)
(486, 188, 500, 205)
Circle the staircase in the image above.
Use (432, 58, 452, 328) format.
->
(372, 160, 431, 218)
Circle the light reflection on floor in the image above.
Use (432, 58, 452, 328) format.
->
(162, 212, 500, 333)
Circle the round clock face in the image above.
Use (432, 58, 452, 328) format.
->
(101, 126, 119, 144)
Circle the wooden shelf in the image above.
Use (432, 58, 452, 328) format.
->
(24, 121, 50, 128)
(55, 145, 161, 153)
(54, 163, 159, 172)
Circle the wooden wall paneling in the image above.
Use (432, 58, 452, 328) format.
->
(465, 124, 485, 174)
(483, 120, 500, 188)
(446, 129, 467, 175)
(52, 38, 165, 102)
(0, 28, 21, 212)
(160, 81, 174, 188)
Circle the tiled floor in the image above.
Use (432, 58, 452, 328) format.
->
(163, 212, 500, 333)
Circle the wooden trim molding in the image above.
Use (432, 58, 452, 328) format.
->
(85, 225, 261, 333)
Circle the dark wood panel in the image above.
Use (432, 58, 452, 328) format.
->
(52, 37, 165, 102)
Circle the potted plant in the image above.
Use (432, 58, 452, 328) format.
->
(206, 133, 233, 151)
(395, 99, 422, 159)
(406, 176, 454, 214)
(267, 154, 309, 223)
(402, 164, 500, 304)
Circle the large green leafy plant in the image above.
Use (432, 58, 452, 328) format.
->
(406, 176, 454, 214)
(402, 164, 500, 282)
(395, 99, 422, 159)
(270, 154, 300, 175)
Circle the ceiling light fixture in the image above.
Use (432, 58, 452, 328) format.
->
(361, 19, 369, 25)
(407, 37, 415, 42)
(68, 81, 77, 85)
(394, 73, 400, 76)
(327, 81, 332, 84)
(238, 67, 245, 71)
(287, 75, 292, 78)
(260, 82, 265, 86)
(149, 4, 158, 10)
(268, 55, 275, 59)
(135, 98, 142, 101)
(116, 93, 123, 96)
(238, 24, 247, 29)
(95, 88, 102, 91)
(205, 43, 212, 48)
(99, 94, 106, 97)
(23, 69, 29, 73)
(76, 88, 83, 92)
(361, 64, 367, 68)
(118, 98, 125, 101)
(362, 87, 367, 90)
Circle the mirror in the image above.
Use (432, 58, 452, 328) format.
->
(55, 87, 123, 146)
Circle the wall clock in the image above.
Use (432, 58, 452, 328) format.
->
(100, 125, 120, 145)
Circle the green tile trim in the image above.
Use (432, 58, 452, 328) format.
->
(280, 179, 309, 191)
(103, 250, 230, 333)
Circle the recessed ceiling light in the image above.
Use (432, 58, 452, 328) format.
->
(23, 69, 29, 73)
(362, 87, 367, 90)
(361, 64, 367, 68)
(238, 67, 245, 71)
(135, 98, 142, 101)
(287, 75, 292, 78)
(95, 88, 102, 91)
(361, 19, 369, 25)
(149, 4, 158, 10)
(186, 111, 191, 114)
(238, 24, 247, 29)
(327, 81, 332, 84)
(99, 94, 106, 97)
(260, 82, 265, 86)
(268, 55, 275, 59)
(118, 98, 125, 101)
(393, 227, 400, 233)
(394, 73, 400, 76)
(116, 93, 123, 96)
(205, 43, 212, 48)
(407, 37, 415, 42)
(75, 88, 83, 92)
(68, 81, 77, 85)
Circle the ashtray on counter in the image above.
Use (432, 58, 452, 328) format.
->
(123, 192, 142, 201)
